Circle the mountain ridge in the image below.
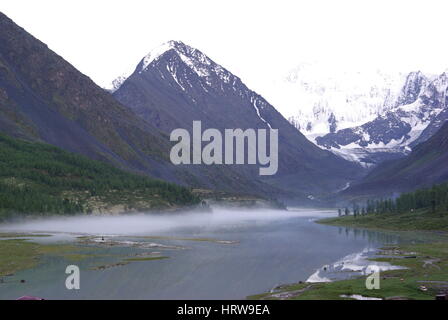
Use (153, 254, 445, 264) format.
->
(1, 15, 358, 202)
(340, 120, 448, 199)
(314, 70, 448, 167)
(113, 40, 364, 201)
(0, 12, 194, 187)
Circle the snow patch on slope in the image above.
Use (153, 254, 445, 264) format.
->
(108, 40, 235, 92)
(139, 40, 232, 83)
(258, 62, 407, 137)
(140, 41, 179, 71)
(251, 96, 272, 128)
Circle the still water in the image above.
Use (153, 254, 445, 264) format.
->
(0, 208, 414, 299)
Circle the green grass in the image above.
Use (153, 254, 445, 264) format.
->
(0, 239, 40, 276)
(249, 208, 448, 300)
(0, 238, 94, 277)
(0, 133, 200, 219)
(318, 209, 448, 232)
(249, 241, 448, 300)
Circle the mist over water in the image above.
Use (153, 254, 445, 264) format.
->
(0, 207, 404, 299)
(0, 208, 337, 236)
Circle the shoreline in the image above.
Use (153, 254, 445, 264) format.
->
(2, 210, 447, 300)
(249, 216, 448, 300)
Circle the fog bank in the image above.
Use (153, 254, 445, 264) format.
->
(0, 207, 336, 236)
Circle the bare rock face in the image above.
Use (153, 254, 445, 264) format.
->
(315, 71, 448, 167)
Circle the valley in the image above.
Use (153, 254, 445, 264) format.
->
(0, 3, 448, 303)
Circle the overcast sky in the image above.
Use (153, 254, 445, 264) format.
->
(2, 0, 448, 91)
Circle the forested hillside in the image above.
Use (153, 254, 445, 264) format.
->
(0, 134, 200, 219)
(362, 183, 448, 215)
(323, 183, 448, 231)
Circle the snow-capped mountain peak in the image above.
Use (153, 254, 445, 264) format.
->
(139, 40, 233, 82)
(395, 71, 427, 106)
(109, 40, 235, 93)
(112, 41, 277, 130)
(257, 62, 448, 168)
(139, 40, 183, 71)
(141, 41, 205, 73)
(315, 71, 448, 167)
(111, 41, 363, 196)
(259, 62, 408, 140)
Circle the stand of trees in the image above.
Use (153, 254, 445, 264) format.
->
(0, 134, 200, 218)
(340, 183, 448, 217)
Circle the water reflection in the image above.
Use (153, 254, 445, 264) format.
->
(337, 226, 445, 245)
(0, 208, 441, 300)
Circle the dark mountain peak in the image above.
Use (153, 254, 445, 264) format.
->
(396, 70, 427, 106)
(166, 39, 186, 47)
(110, 40, 238, 93)
(139, 41, 218, 74)
(147, 41, 236, 83)
(419, 71, 448, 109)
(139, 40, 192, 70)
(405, 70, 423, 81)
(431, 71, 448, 88)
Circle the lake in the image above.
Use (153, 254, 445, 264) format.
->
(0, 208, 414, 299)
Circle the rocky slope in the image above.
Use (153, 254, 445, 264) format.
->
(316, 71, 448, 167)
(341, 120, 448, 199)
(0, 12, 180, 179)
(113, 41, 364, 201)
